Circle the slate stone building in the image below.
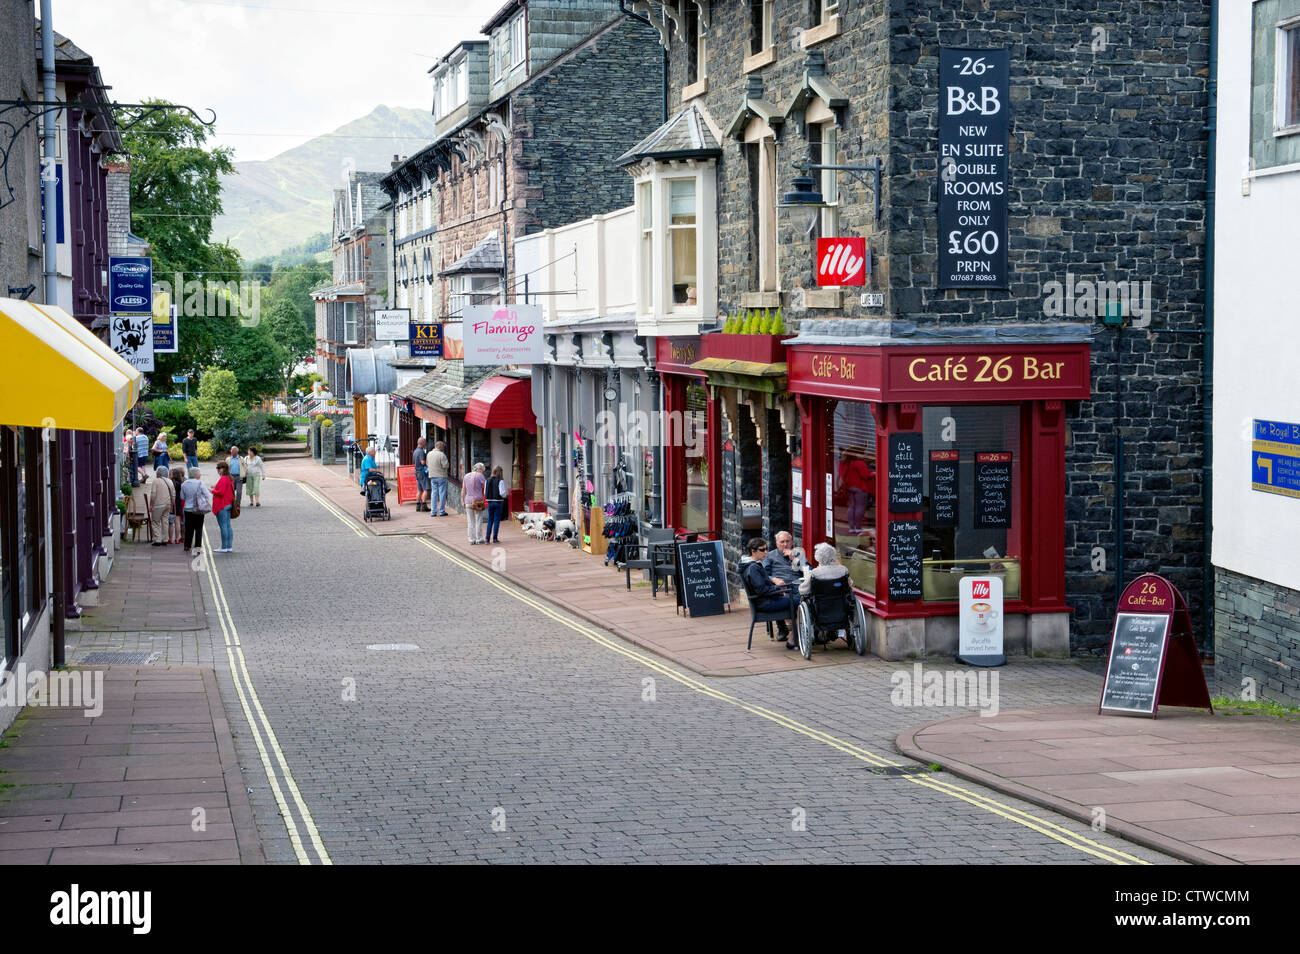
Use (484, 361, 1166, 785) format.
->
(628, 0, 1210, 656)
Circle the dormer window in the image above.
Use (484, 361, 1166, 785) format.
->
(510, 12, 526, 68)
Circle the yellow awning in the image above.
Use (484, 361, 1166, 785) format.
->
(0, 298, 143, 432)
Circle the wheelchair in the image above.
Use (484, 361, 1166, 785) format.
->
(795, 574, 870, 660)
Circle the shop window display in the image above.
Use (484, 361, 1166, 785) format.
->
(681, 381, 710, 530)
(828, 400, 878, 594)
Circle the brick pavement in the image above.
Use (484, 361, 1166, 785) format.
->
(0, 667, 262, 864)
(274, 456, 858, 677)
(899, 704, 1300, 865)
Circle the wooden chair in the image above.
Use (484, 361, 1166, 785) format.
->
(126, 486, 151, 542)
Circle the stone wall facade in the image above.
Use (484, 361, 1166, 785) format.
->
(1214, 567, 1300, 707)
(655, 0, 1210, 652)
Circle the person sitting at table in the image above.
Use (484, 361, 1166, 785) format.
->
(740, 537, 797, 648)
(763, 530, 807, 585)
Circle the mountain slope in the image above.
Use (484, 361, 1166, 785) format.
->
(214, 105, 437, 261)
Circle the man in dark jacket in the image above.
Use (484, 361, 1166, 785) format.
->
(763, 530, 807, 585)
(740, 537, 796, 646)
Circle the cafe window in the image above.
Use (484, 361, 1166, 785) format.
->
(668, 179, 698, 308)
(919, 405, 1021, 601)
(682, 381, 710, 530)
(827, 400, 879, 594)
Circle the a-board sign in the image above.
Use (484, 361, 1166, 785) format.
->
(887, 519, 923, 601)
(396, 464, 417, 505)
(888, 432, 924, 512)
(929, 450, 959, 527)
(677, 540, 730, 618)
(958, 575, 1005, 666)
(974, 451, 1012, 528)
(722, 439, 737, 514)
(1099, 573, 1212, 718)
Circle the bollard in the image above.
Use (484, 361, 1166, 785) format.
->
(320, 419, 336, 465)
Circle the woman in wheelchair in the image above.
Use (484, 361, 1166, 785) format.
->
(795, 543, 870, 659)
(800, 543, 852, 639)
(740, 538, 797, 647)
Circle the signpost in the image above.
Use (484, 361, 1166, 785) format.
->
(676, 539, 730, 618)
(958, 576, 1005, 666)
(1252, 418, 1300, 499)
(152, 294, 177, 353)
(937, 48, 1010, 289)
(1099, 573, 1211, 718)
(722, 439, 737, 514)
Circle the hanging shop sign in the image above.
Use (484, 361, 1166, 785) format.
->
(816, 237, 869, 286)
(152, 294, 177, 353)
(463, 304, 544, 365)
(410, 320, 443, 358)
(109, 256, 153, 314)
(1100, 574, 1211, 718)
(1251, 418, 1300, 500)
(375, 308, 411, 342)
(110, 314, 154, 372)
(937, 48, 1010, 289)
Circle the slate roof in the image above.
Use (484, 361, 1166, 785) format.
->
(395, 362, 498, 412)
(616, 104, 721, 167)
(440, 231, 504, 276)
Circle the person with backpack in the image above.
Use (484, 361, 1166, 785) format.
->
(484, 465, 507, 544)
(179, 467, 211, 554)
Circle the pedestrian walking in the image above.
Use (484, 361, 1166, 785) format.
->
(429, 440, 449, 516)
(153, 432, 170, 470)
(146, 467, 173, 547)
(169, 466, 187, 544)
(226, 446, 243, 505)
(484, 465, 506, 544)
(462, 462, 487, 544)
(412, 437, 431, 511)
(124, 430, 139, 486)
(244, 447, 265, 506)
(179, 467, 210, 554)
(182, 429, 199, 470)
(134, 427, 150, 472)
(212, 461, 235, 552)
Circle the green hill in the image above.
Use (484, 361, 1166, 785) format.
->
(214, 105, 437, 261)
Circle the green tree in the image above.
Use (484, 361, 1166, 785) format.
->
(189, 368, 244, 433)
(265, 298, 315, 397)
(221, 323, 284, 403)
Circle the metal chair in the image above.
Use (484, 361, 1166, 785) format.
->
(624, 526, 677, 598)
(740, 565, 796, 651)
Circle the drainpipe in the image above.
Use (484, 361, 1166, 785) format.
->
(41, 1, 66, 668)
(1202, 0, 1217, 653)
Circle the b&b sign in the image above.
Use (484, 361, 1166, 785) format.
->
(816, 237, 868, 287)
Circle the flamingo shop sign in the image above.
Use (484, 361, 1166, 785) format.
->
(463, 304, 545, 364)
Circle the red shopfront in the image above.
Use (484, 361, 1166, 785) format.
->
(655, 336, 720, 535)
(787, 339, 1091, 660)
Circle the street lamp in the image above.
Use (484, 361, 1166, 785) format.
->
(778, 152, 884, 235)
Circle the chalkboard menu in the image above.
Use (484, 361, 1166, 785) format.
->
(929, 450, 959, 527)
(887, 520, 923, 601)
(722, 440, 737, 514)
(974, 452, 1012, 528)
(888, 433, 924, 512)
(1100, 614, 1171, 714)
(677, 540, 730, 617)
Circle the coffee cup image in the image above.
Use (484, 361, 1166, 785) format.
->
(969, 601, 1000, 632)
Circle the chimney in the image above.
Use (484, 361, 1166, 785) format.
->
(391, 154, 401, 170)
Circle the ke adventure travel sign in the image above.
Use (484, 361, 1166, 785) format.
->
(410, 321, 443, 357)
(938, 48, 1010, 289)
(1099, 574, 1211, 718)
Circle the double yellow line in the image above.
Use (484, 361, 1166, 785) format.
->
(413, 535, 1149, 866)
(201, 528, 333, 865)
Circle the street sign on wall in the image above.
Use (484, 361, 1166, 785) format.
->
(816, 237, 868, 286)
(1252, 418, 1300, 499)
(109, 257, 153, 314)
(937, 48, 1010, 289)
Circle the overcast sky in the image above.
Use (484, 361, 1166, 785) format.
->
(53, 0, 504, 162)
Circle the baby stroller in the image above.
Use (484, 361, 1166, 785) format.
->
(795, 575, 870, 660)
(362, 471, 391, 522)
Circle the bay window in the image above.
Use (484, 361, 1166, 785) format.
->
(449, 273, 501, 317)
(668, 178, 697, 307)
(630, 160, 717, 325)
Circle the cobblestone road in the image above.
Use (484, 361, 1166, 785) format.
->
(205, 476, 1176, 864)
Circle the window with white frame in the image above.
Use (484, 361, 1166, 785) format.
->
(751, 0, 774, 55)
(510, 12, 526, 67)
(810, 120, 839, 240)
(746, 136, 778, 292)
(810, 0, 838, 26)
(449, 273, 500, 317)
(344, 302, 359, 344)
(668, 178, 698, 306)
(1279, 18, 1300, 131)
(638, 180, 653, 311)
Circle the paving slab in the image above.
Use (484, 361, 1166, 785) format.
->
(899, 704, 1300, 865)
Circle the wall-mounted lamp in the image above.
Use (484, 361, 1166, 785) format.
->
(778, 152, 884, 235)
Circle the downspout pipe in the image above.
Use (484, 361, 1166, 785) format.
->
(41, 0, 66, 669)
(1202, 0, 1217, 654)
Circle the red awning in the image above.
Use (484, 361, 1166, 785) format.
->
(465, 375, 535, 433)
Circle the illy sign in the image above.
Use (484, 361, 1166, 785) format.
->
(816, 238, 868, 286)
